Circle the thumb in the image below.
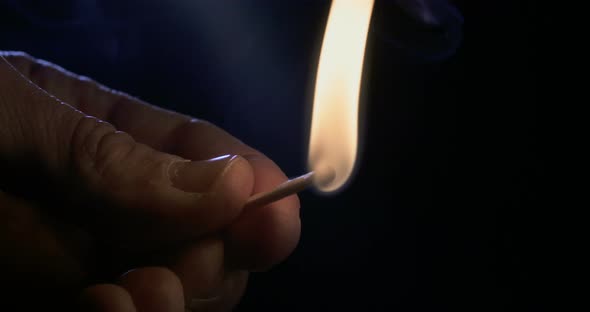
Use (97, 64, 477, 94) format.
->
(0, 56, 254, 247)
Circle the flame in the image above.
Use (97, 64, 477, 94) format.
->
(308, 0, 374, 193)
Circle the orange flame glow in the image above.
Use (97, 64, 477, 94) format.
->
(308, 0, 374, 193)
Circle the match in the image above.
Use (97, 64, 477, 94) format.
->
(244, 168, 335, 209)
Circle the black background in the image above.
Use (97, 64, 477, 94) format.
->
(1, 0, 539, 310)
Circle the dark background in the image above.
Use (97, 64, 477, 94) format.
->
(1, 0, 539, 311)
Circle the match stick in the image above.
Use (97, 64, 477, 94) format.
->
(244, 167, 335, 209)
(244, 172, 315, 209)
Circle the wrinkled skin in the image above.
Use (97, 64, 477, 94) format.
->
(0, 52, 301, 312)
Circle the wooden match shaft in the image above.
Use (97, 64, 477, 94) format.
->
(244, 172, 316, 209)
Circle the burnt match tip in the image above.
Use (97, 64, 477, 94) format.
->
(313, 166, 336, 188)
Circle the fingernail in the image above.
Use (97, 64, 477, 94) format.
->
(210, 155, 251, 192)
(170, 154, 234, 192)
(186, 272, 240, 310)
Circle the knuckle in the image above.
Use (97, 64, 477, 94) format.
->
(72, 116, 115, 159)
(94, 130, 135, 177)
(71, 116, 130, 178)
(71, 116, 175, 185)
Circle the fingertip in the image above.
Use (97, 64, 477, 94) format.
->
(169, 239, 225, 303)
(133, 154, 255, 244)
(119, 267, 184, 312)
(222, 154, 302, 271)
(226, 197, 301, 271)
(186, 271, 249, 312)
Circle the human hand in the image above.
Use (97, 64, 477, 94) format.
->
(0, 52, 300, 312)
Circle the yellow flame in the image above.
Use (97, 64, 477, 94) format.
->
(308, 0, 374, 192)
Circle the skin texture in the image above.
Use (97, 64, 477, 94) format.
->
(0, 52, 301, 311)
